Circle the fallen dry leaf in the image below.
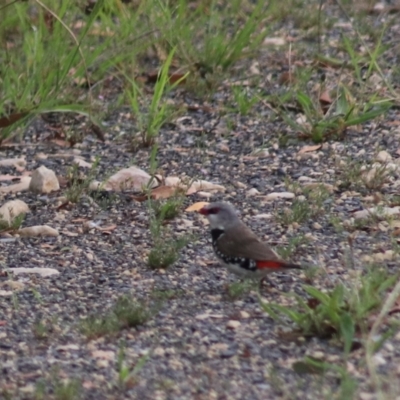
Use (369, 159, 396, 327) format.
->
(96, 224, 117, 232)
(0, 112, 29, 128)
(298, 145, 322, 154)
(150, 185, 182, 200)
(319, 91, 332, 105)
(186, 202, 209, 212)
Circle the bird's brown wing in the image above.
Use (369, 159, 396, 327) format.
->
(217, 223, 281, 261)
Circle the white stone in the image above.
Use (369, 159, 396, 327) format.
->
(0, 177, 31, 194)
(18, 225, 59, 237)
(0, 158, 26, 168)
(226, 320, 241, 329)
(264, 192, 295, 201)
(372, 353, 386, 366)
(298, 176, 315, 182)
(376, 150, 392, 163)
(8, 267, 59, 277)
(246, 188, 260, 197)
(354, 206, 400, 220)
(29, 166, 59, 193)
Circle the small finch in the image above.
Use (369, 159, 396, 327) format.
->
(199, 202, 302, 279)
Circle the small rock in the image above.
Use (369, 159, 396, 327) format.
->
(18, 225, 59, 237)
(0, 200, 29, 226)
(359, 393, 374, 400)
(218, 143, 230, 153)
(302, 182, 335, 193)
(92, 350, 115, 360)
(298, 176, 315, 182)
(313, 222, 322, 230)
(29, 166, 60, 193)
(372, 353, 386, 366)
(96, 359, 109, 368)
(384, 343, 394, 352)
(246, 188, 260, 197)
(220, 347, 237, 358)
(73, 157, 92, 168)
(104, 166, 156, 191)
(354, 206, 400, 220)
(8, 267, 59, 277)
(226, 320, 241, 329)
(264, 192, 295, 201)
(376, 150, 392, 163)
(0, 176, 31, 194)
(197, 191, 213, 199)
(310, 351, 325, 360)
(153, 347, 165, 357)
(235, 181, 247, 189)
(0, 290, 13, 296)
(0, 158, 26, 169)
(253, 213, 272, 220)
(2, 281, 25, 291)
(239, 311, 250, 319)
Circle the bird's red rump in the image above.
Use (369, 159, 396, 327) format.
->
(256, 260, 285, 269)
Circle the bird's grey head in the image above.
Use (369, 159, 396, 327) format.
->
(198, 202, 240, 230)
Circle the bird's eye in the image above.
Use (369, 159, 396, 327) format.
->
(207, 207, 219, 214)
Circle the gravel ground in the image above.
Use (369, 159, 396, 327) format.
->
(2, 4, 400, 399)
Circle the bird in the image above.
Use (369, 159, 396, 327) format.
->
(198, 202, 302, 280)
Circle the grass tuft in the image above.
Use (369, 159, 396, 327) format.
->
(80, 295, 153, 340)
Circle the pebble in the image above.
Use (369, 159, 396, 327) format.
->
(263, 192, 295, 201)
(29, 166, 60, 193)
(226, 320, 241, 329)
(372, 353, 386, 366)
(246, 188, 260, 197)
(376, 150, 392, 163)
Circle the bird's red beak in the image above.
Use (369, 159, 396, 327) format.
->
(198, 206, 209, 215)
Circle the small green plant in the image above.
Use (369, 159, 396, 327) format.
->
(0, 212, 25, 233)
(128, 48, 186, 146)
(276, 199, 312, 225)
(32, 319, 50, 340)
(226, 280, 255, 300)
(53, 379, 82, 400)
(292, 357, 358, 398)
(276, 234, 310, 260)
(147, 194, 190, 269)
(231, 86, 259, 115)
(116, 342, 149, 391)
(80, 295, 152, 339)
(150, 288, 184, 301)
(281, 86, 391, 143)
(35, 376, 82, 400)
(276, 184, 330, 226)
(147, 236, 188, 269)
(262, 267, 398, 352)
(150, 197, 184, 221)
(64, 157, 100, 203)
